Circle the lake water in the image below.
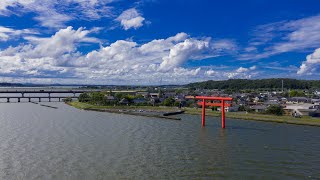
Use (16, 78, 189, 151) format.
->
(0, 102, 319, 179)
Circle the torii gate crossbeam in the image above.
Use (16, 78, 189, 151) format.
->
(195, 96, 233, 129)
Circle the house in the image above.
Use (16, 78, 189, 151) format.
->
(133, 98, 147, 104)
(264, 101, 280, 106)
(150, 98, 160, 106)
(149, 93, 160, 98)
(105, 96, 116, 101)
(175, 99, 187, 107)
(287, 97, 311, 104)
(280, 97, 287, 103)
(226, 105, 239, 112)
(174, 94, 185, 100)
(136, 92, 149, 98)
(162, 92, 176, 99)
(268, 96, 279, 102)
(311, 99, 320, 105)
(284, 103, 318, 116)
(217, 105, 239, 112)
(185, 95, 195, 99)
(119, 98, 129, 105)
(247, 102, 258, 106)
(250, 105, 267, 112)
(253, 97, 260, 103)
(237, 99, 246, 106)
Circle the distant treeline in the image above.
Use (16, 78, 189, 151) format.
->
(186, 79, 320, 90)
(0, 83, 24, 87)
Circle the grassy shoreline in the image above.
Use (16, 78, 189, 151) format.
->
(66, 101, 182, 120)
(67, 102, 320, 127)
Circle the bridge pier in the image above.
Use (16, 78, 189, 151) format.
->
(18, 98, 20, 103)
(39, 98, 41, 102)
(28, 98, 31, 102)
(49, 97, 51, 102)
(58, 98, 61, 102)
(7, 98, 9, 103)
(21, 92, 24, 97)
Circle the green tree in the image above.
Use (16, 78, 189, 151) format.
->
(134, 94, 144, 99)
(175, 89, 183, 94)
(174, 101, 181, 107)
(238, 105, 246, 111)
(266, 105, 284, 116)
(115, 92, 126, 100)
(91, 92, 106, 105)
(163, 98, 175, 106)
(79, 93, 90, 102)
(289, 90, 305, 97)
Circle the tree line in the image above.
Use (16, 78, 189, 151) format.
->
(187, 78, 320, 90)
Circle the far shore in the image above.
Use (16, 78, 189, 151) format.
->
(67, 101, 320, 127)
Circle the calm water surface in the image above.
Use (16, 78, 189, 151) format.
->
(0, 103, 319, 179)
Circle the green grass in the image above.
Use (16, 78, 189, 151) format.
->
(184, 108, 320, 126)
(67, 101, 178, 111)
(67, 101, 320, 126)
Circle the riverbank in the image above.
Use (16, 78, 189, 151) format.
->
(67, 102, 182, 120)
(67, 102, 320, 127)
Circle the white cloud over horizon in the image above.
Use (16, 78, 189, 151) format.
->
(297, 48, 320, 75)
(0, 26, 253, 85)
(2, 2, 320, 84)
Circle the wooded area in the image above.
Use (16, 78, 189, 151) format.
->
(187, 79, 320, 90)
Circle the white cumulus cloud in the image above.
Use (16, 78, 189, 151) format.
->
(205, 69, 216, 76)
(159, 38, 236, 72)
(116, 8, 145, 30)
(0, 26, 100, 78)
(0, 26, 238, 84)
(297, 48, 320, 75)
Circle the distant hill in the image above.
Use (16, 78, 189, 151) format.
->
(186, 79, 320, 90)
(0, 83, 24, 87)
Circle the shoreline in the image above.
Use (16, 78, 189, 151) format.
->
(83, 108, 182, 120)
(67, 102, 320, 127)
(67, 102, 182, 120)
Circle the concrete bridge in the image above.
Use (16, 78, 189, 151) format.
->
(0, 96, 79, 102)
(0, 89, 101, 103)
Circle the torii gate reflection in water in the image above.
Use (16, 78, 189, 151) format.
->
(196, 96, 233, 129)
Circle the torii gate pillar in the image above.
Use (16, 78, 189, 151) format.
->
(202, 99, 206, 126)
(221, 100, 225, 128)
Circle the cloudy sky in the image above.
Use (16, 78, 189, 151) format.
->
(0, 0, 320, 85)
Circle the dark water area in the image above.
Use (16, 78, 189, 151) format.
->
(0, 103, 319, 179)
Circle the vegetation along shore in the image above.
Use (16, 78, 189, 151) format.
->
(67, 101, 320, 127)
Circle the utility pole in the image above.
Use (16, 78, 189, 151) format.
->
(282, 79, 284, 93)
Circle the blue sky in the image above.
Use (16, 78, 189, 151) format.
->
(0, 0, 320, 85)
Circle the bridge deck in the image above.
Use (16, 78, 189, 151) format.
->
(0, 96, 79, 99)
(0, 90, 100, 93)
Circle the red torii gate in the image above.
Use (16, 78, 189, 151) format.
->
(195, 96, 233, 128)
